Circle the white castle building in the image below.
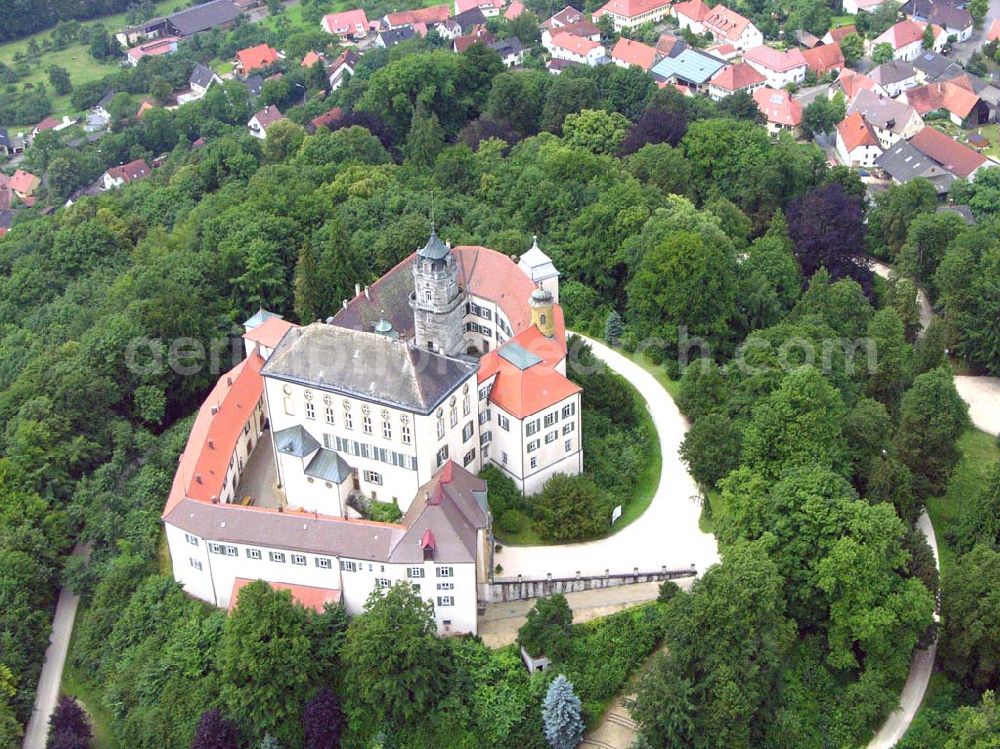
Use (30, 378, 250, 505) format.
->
(163, 235, 582, 634)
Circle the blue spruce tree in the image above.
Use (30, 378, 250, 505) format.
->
(542, 674, 584, 749)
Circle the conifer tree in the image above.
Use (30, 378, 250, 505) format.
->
(542, 675, 584, 749)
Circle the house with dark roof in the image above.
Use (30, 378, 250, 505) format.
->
(906, 0, 973, 41)
(848, 89, 925, 148)
(375, 25, 417, 47)
(247, 105, 285, 139)
(651, 46, 727, 91)
(0, 128, 26, 156)
(165, 0, 242, 36)
(490, 37, 524, 66)
(328, 50, 361, 90)
(870, 60, 919, 97)
(437, 7, 487, 38)
(876, 139, 955, 193)
(189, 63, 223, 96)
(243, 74, 264, 97)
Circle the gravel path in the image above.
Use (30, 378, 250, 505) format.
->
(495, 334, 720, 581)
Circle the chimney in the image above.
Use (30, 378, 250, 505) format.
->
(364, 285, 370, 299)
(226, 376, 233, 386)
(195, 473, 203, 484)
(211, 495, 218, 503)
(207, 439, 215, 449)
(354, 283, 361, 297)
(342, 299, 348, 309)
(211, 405, 219, 415)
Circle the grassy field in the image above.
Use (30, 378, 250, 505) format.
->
(495, 370, 663, 546)
(925, 427, 1000, 578)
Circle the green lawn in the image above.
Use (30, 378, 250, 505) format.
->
(616, 348, 683, 401)
(925, 428, 1000, 578)
(60, 603, 119, 749)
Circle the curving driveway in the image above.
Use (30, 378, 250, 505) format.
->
(495, 334, 720, 580)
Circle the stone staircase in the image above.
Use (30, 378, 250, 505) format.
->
(581, 697, 639, 749)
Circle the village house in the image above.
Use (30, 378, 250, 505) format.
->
(437, 7, 487, 39)
(911, 49, 964, 83)
(504, 1, 525, 19)
(234, 43, 282, 76)
(707, 61, 766, 100)
(490, 37, 525, 66)
(541, 5, 585, 27)
(876, 138, 954, 193)
(906, 0, 973, 41)
(375, 26, 418, 47)
(909, 125, 991, 179)
(321, 9, 370, 39)
(454, 0, 506, 17)
(743, 45, 808, 88)
(822, 24, 857, 45)
(801, 43, 845, 76)
(672, 0, 712, 33)
(544, 31, 607, 66)
(830, 69, 889, 104)
(871, 20, 943, 62)
(848, 89, 925, 148)
(125, 36, 179, 66)
(593, 0, 673, 31)
(835, 111, 883, 167)
(754, 87, 803, 137)
(702, 5, 763, 50)
(843, 0, 894, 15)
(453, 27, 494, 52)
(306, 107, 344, 134)
(10, 169, 40, 205)
(102, 158, 151, 190)
(610, 38, 659, 70)
(301, 51, 325, 69)
(0, 128, 26, 156)
(164, 0, 241, 37)
(382, 4, 451, 29)
(870, 60, 920, 96)
(902, 80, 991, 126)
(328, 50, 361, 91)
(247, 105, 285, 139)
(189, 64, 223, 97)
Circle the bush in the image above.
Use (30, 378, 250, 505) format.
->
(657, 580, 681, 604)
(498, 509, 527, 535)
(518, 594, 573, 659)
(533, 474, 612, 542)
(480, 464, 523, 518)
(367, 501, 402, 523)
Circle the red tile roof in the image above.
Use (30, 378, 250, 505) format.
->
(10, 169, 40, 197)
(656, 31, 682, 56)
(455, 0, 504, 12)
(833, 68, 883, 102)
(550, 31, 601, 55)
(802, 42, 844, 74)
(310, 106, 344, 131)
(874, 19, 924, 49)
(33, 116, 60, 132)
(988, 18, 1000, 41)
(910, 126, 987, 178)
(244, 315, 296, 349)
(611, 37, 658, 69)
(753, 86, 803, 127)
(504, 1, 525, 19)
(236, 43, 280, 73)
(229, 579, 341, 613)
(301, 50, 324, 68)
(704, 4, 753, 41)
(837, 111, 878, 152)
(554, 19, 600, 37)
(478, 332, 580, 419)
(825, 24, 856, 43)
(594, 0, 670, 20)
(673, 0, 711, 22)
(322, 8, 369, 35)
(542, 5, 584, 27)
(384, 4, 450, 26)
(163, 353, 266, 515)
(454, 27, 495, 52)
(709, 61, 765, 91)
(744, 45, 807, 72)
(107, 158, 151, 183)
(127, 36, 179, 63)
(906, 81, 981, 119)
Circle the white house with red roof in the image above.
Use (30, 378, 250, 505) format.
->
(541, 5, 585, 27)
(321, 8, 369, 39)
(125, 36, 179, 66)
(836, 111, 882, 167)
(702, 4, 762, 50)
(672, 0, 711, 32)
(610, 38, 659, 70)
(544, 30, 606, 65)
(753, 87, 804, 136)
(593, 0, 672, 31)
(163, 234, 581, 633)
(707, 61, 766, 100)
(743, 45, 808, 88)
(234, 43, 282, 75)
(454, 0, 505, 16)
(871, 19, 942, 62)
(843, 0, 894, 14)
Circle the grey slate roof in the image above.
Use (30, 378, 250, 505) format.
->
(389, 462, 488, 564)
(262, 323, 477, 414)
(165, 498, 405, 561)
(417, 227, 450, 260)
(448, 7, 487, 32)
(871, 60, 917, 86)
(490, 37, 523, 56)
(305, 449, 353, 483)
(379, 26, 416, 45)
(168, 0, 241, 36)
(912, 50, 963, 82)
(274, 425, 321, 458)
(244, 74, 264, 96)
(190, 63, 218, 89)
(848, 90, 919, 135)
(876, 139, 955, 193)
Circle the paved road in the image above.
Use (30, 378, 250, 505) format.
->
(867, 511, 941, 749)
(871, 260, 933, 336)
(495, 335, 720, 581)
(951, 0, 1000, 65)
(954, 376, 1000, 435)
(22, 544, 88, 749)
